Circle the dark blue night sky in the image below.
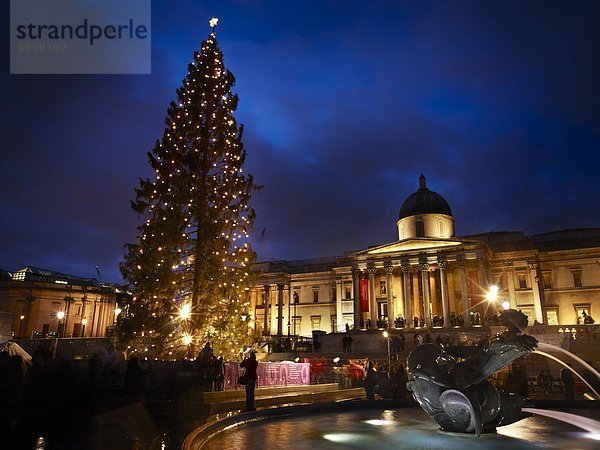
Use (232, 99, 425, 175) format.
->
(2, 1, 600, 283)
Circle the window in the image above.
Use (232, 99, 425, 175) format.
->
(517, 273, 528, 289)
(416, 218, 425, 237)
(545, 308, 559, 326)
(343, 315, 354, 329)
(332, 285, 337, 301)
(310, 315, 321, 330)
(344, 285, 352, 300)
(572, 270, 583, 288)
(293, 290, 299, 304)
(438, 220, 444, 237)
(292, 316, 302, 335)
(377, 302, 388, 321)
(331, 315, 337, 332)
(379, 280, 387, 295)
(261, 292, 266, 305)
(313, 289, 319, 303)
(542, 271, 552, 289)
(76, 306, 81, 316)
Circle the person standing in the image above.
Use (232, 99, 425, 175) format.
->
(363, 360, 377, 401)
(215, 356, 225, 391)
(240, 351, 259, 411)
(560, 365, 575, 400)
(124, 356, 144, 402)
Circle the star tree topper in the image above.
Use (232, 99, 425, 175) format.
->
(209, 17, 219, 29)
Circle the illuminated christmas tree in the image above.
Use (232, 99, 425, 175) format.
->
(120, 18, 257, 360)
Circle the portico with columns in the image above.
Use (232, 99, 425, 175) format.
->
(248, 175, 597, 338)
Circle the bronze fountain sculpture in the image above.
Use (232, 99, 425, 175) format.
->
(406, 309, 538, 437)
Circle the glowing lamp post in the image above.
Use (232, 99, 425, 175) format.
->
(57, 310, 65, 337)
(486, 285, 499, 302)
(486, 285, 501, 319)
(81, 317, 88, 337)
(383, 330, 391, 370)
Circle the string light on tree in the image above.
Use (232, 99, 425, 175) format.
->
(119, 18, 258, 360)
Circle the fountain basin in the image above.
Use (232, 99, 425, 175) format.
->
(184, 401, 600, 450)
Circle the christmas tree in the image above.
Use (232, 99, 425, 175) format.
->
(119, 18, 258, 360)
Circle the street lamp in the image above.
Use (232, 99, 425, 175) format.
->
(57, 310, 65, 337)
(81, 317, 88, 337)
(18, 315, 25, 338)
(383, 330, 391, 370)
(486, 285, 499, 302)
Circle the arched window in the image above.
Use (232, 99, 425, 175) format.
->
(416, 218, 425, 237)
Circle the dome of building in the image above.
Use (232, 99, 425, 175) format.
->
(398, 175, 452, 220)
(397, 175, 454, 240)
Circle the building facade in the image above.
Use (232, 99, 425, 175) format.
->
(248, 176, 600, 338)
(0, 266, 123, 340)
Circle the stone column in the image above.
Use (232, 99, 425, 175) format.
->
(95, 300, 103, 337)
(504, 261, 517, 309)
(263, 284, 271, 336)
(402, 263, 412, 328)
(90, 300, 98, 337)
(368, 267, 377, 328)
(439, 259, 451, 328)
(277, 284, 284, 337)
(352, 268, 361, 328)
(478, 257, 488, 297)
(412, 270, 421, 323)
(420, 261, 432, 327)
(528, 261, 544, 323)
(335, 277, 343, 332)
(459, 259, 471, 327)
(429, 270, 437, 317)
(385, 266, 394, 330)
(81, 294, 88, 337)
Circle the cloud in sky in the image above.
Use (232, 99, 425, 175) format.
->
(1, 0, 600, 282)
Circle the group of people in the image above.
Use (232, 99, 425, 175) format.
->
(196, 341, 259, 411)
(0, 341, 153, 449)
(196, 342, 225, 391)
(536, 369, 555, 393)
(362, 360, 409, 401)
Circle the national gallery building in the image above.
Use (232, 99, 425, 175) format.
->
(248, 176, 600, 338)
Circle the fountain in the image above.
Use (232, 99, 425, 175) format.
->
(185, 310, 600, 449)
(406, 309, 538, 436)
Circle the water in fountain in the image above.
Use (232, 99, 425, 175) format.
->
(534, 341, 600, 399)
(195, 406, 600, 450)
(506, 341, 600, 438)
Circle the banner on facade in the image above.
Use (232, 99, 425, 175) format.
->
(360, 279, 369, 312)
(468, 271, 479, 296)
